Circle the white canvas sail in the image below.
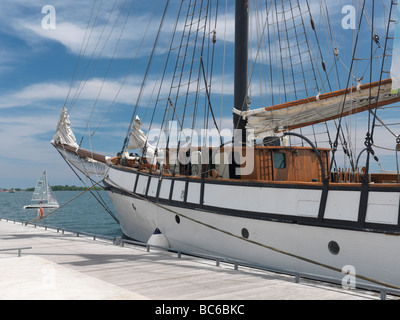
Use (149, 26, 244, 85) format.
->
(31, 171, 47, 202)
(52, 107, 108, 178)
(46, 180, 59, 206)
(52, 107, 79, 149)
(127, 116, 163, 165)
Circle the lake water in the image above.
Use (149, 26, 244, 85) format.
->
(0, 190, 122, 237)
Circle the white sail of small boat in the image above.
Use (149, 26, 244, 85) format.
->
(24, 171, 59, 209)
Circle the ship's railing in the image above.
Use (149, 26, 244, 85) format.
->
(1, 217, 398, 300)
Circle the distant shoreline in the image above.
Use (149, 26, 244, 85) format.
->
(1, 185, 104, 192)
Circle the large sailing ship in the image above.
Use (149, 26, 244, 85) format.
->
(52, 0, 400, 289)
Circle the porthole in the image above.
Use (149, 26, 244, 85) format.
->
(328, 241, 340, 255)
(241, 228, 249, 239)
(175, 215, 181, 224)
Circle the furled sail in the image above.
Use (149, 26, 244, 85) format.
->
(51, 107, 108, 178)
(234, 79, 400, 140)
(127, 116, 162, 165)
(52, 107, 79, 149)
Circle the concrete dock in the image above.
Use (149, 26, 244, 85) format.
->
(0, 219, 392, 300)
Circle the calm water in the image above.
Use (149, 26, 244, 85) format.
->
(0, 190, 122, 237)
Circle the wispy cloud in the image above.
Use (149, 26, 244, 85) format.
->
(2, 0, 181, 60)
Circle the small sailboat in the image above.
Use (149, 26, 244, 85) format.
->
(24, 171, 59, 209)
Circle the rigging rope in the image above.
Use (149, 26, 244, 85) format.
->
(93, 0, 160, 142)
(68, 0, 114, 113)
(63, 0, 98, 109)
(81, 0, 134, 143)
(55, 147, 119, 223)
(122, 0, 171, 153)
(331, 0, 367, 172)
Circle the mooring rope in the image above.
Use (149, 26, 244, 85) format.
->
(24, 177, 107, 226)
(107, 175, 400, 291)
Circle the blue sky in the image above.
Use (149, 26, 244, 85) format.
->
(0, 0, 397, 189)
(0, 0, 165, 188)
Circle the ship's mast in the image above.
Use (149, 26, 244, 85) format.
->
(233, 0, 249, 144)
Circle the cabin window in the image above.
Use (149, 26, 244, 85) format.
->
(273, 152, 286, 169)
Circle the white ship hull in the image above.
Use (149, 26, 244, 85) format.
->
(105, 165, 400, 288)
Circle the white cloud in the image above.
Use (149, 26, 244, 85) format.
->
(22, 21, 88, 54)
(0, 77, 138, 109)
(0, 115, 55, 153)
(2, 1, 180, 60)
